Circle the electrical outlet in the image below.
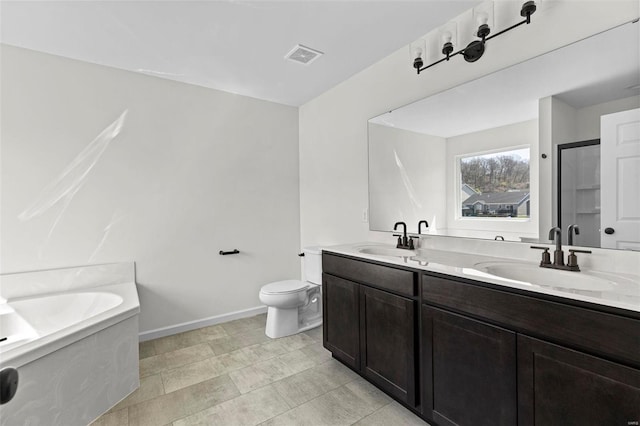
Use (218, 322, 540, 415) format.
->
(362, 208, 369, 223)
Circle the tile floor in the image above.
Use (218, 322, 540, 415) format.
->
(91, 314, 428, 426)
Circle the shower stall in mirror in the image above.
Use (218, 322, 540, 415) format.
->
(558, 140, 601, 247)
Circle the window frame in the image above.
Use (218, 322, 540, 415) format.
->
(455, 144, 531, 222)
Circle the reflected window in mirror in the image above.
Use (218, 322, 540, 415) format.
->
(458, 147, 530, 220)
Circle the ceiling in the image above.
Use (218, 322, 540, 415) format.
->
(0, 1, 477, 106)
(369, 21, 640, 138)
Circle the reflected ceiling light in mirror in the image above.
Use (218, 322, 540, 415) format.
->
(410, 38, 427, 70)
(412, 1, 537, 73)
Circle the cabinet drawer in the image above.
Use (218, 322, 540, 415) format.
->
(422, 274, 640, 367)
(323, 253, 416, 297)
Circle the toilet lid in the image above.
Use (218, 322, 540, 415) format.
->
(261, 280, 309, 295)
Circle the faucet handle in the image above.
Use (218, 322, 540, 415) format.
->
(408, 236, 418, 250)
(531, 245, 551, 265)
(567, 249, 591, 270)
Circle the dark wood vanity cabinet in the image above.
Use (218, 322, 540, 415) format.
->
(360, 285, 417, 406)
(421, 305, 517, 426)
(422, 273, 640, 426)
(322, 253, 419, 406)
(517, 335, 640, 426)
(322, 252, 640, 426)
(322, 274, 360, 369)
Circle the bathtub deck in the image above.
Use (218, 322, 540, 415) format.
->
(91, 314, 426, 426)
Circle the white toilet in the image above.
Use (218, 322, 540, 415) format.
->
(259, 247, 323, 338)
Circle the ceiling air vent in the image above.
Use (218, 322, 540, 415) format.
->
(285, 44, 323, 65)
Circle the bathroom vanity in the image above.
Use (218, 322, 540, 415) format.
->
(321, 245, 640, 426)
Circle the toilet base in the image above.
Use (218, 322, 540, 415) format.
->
(265, 306, 323, 339)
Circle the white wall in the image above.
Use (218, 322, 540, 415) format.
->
(576, 95, 640, 141)
(1, 46, 301, 334)
(445, 120, 538, 241)
(368, 123, 446, 234)
(299, 1, 639, 249)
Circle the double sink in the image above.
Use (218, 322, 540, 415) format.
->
(355, 245, 634, 293)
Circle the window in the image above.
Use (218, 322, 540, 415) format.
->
(458, 147, 530, 219)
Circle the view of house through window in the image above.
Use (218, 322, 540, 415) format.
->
(459, 147, 530, 219)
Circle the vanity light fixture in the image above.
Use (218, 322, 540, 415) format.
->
(412, 0, 537, 74)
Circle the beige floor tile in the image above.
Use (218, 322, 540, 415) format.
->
(140, 343, 214, 378)
(90, 408, 128, 426)
(213, 334, 309, 374)
(302, 325, 322, 343)
(139, 353, 164, 378)
(227, 360, 279, 394)
(263, 377, 391, 426)
(272, 359, 358, 407)
(162, 357, 226, 393)
(162, 343, 214, 370)
(111, 374, 165, 411)
(95, 317, 419, 426)
(139, 340, 157, 359)
(172, 374, 241, 415)
(198, 323, 228, 340)
(354, 401, 429, 425)
(152, 329, 208, 354)
(240, 340, 287, 362)
(299, 341, 332, 364)
(221, 314, 266, 336)
(174, 384, 290, 426)
(209, 328, 270, 355)
(229, 349, 316, 394)
(260, 392, 355, 425)
(128, 393, 187, 426)
(341, 377, 393, 413)
(273, 332, 315, 351)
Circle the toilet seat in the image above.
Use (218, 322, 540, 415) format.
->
(260, 280, 309, 295)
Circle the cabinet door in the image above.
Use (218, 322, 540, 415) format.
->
(518, 335, 640, 426)
(322, 274, 360, 369)
(422, 305, 517, 426)
(360, 285, 417, 406)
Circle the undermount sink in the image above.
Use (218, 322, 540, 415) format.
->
(357, 246, 416, 257)
(473, 262, 617, 291)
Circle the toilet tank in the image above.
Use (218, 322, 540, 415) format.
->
(303, 246, 323, 284)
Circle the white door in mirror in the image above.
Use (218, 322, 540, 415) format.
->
(601, 108, 640, 250)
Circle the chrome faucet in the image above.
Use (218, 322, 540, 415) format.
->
(568, 224, 580, 246)
(393, 221, 414, 250)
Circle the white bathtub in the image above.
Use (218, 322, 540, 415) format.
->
(0, 263, 140, 426)
(0, 282, 138, 368)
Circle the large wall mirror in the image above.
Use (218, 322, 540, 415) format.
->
(368, 21, 639, 250)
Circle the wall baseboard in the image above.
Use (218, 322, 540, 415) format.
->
(138, 305, 268, 342)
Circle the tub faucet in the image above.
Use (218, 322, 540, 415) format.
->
(549, 227, 564, 266)
(393, 221, 413, 249)
(568, 224, 580, 246)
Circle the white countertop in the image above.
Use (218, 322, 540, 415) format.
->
(323, 242, 640, 314)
